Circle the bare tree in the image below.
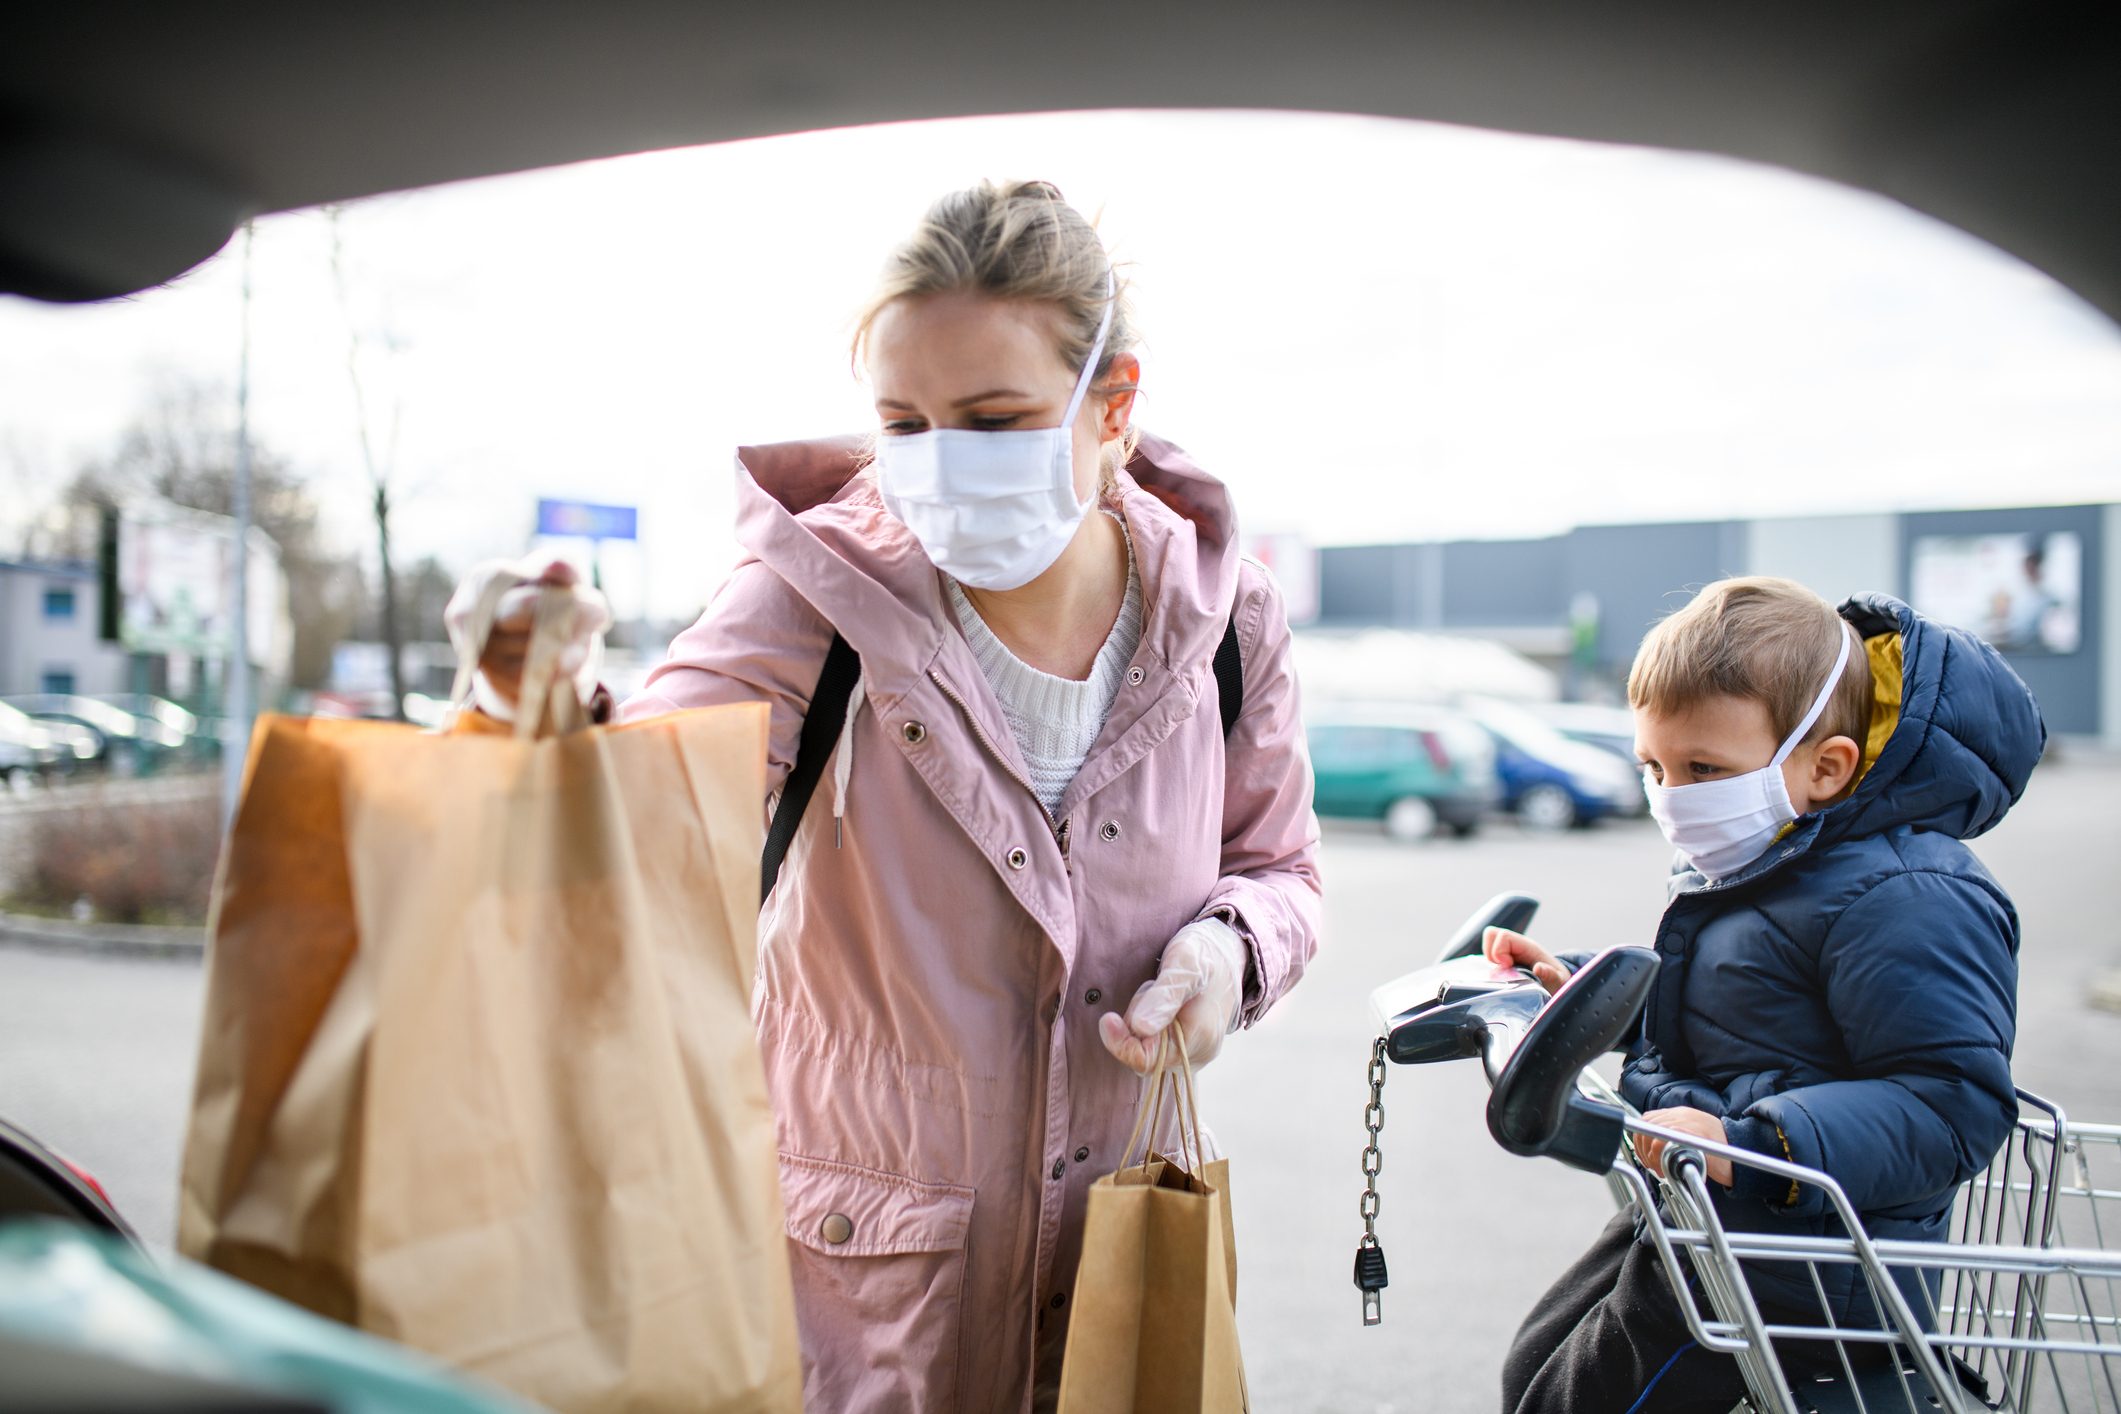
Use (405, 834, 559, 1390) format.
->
(29, 380, 360, 692)
(327, 206, 409, 721)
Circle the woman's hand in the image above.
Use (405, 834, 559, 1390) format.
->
(1099, 918, 1247, 1075)
(1482, 926, 1570, 994)
(444, 555, 612, 718)
(1636, 1107, 1735, 1187)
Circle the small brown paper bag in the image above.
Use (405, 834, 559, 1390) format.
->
(178, 582, 803, 1413)
(1057, 1029, 1249, 1413)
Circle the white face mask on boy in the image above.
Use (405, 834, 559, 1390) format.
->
(874, 273, 1117, 591)
(1643, 621, 1854, 882)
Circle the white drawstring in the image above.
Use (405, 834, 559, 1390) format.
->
(832, 673, 864, 847)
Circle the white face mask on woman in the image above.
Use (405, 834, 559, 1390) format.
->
(874, 274, 1116, 591)
(1643, 621, 1855, 882)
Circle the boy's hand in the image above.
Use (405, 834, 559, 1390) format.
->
(1482, 927, 1569, 994)
(1638, 1108, 1734, 1187)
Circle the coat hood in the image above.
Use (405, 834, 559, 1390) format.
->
(1818, 592, 2046, 846)
(729, 430, 1242, 700)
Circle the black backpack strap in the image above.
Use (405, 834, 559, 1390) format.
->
(760, 632, 862, 904)
(1214, 611, 1243, 739)
(764, 615, 1238, 903)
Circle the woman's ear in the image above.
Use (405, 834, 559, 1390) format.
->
(1809, 735, 1864, 807)
(1097, 352, 1141, 444)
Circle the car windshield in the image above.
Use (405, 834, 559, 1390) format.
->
(0, 702, 45, 736)
(109, 696, 199, 735)
(23, 698, 138, 736)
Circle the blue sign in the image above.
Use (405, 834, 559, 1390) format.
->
(536, 499, 638, 541)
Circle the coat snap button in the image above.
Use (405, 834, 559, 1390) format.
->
(1050, 1292, 1068, 1310)
(821, 1213, 854, 1245)
(1099, 820, 1121, 842)
(1084, 987, 1102, 1005)
(1074, 1146, 1090, 1164)
(1007, 847, 1029, 870)
(1051, 1158, 1066, 1180)
(1126, 665, 1145, 686)
(901, 721, 927, 744)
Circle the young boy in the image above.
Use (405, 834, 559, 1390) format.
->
(1489, 577, 2044, 1413)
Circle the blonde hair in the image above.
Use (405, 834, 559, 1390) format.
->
(853, 180, 1140, 478)
(1629, 577, 1872, 750)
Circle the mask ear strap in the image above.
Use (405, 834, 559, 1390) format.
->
(1059, 269, 1118, 429)
(1772, 620, 1855, 766)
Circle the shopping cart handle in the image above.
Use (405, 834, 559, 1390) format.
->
(1434, 891, 1540, 963)
(1486, 948, 1660, 1172)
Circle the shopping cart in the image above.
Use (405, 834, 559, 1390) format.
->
(1362, 893, 2121, 1413)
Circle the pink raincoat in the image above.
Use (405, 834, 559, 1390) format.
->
(620, 431, 1322, 1412)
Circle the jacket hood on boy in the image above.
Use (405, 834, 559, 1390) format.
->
(1822, 591, 2046, 849)
(1664, 591, 2046, 898)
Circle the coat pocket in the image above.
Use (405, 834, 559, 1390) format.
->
(779, 1152, 976, 1414)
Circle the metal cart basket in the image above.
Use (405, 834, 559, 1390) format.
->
(1367, 894, 2121, 1414)
(1594, 1070, 2121, 1413)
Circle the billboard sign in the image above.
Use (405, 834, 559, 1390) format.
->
(1909, 530, 2081, 655)
(537, 499, 638, 541)
(116, 498, 291, 671)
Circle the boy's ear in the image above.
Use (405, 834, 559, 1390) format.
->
(1810, 734, 1864, 804)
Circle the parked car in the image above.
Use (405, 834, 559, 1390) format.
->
(0, 700, 100, 787)
(93, 693, 216, 764)
(1, 696, 186, 778)
(94, 693, 200, 738)
(0, 704, 56, 790)
(1308, 707, 1500, 840)
(1463, 698, 1645, 830)
(1524, 702, 1650, 817)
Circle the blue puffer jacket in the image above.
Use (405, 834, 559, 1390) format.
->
(1619, 592, 2045, 1323)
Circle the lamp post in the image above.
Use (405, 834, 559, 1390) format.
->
(221, 222, 254, 832)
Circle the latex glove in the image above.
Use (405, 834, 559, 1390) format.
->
(1099, 917, 1248, 1075)
(443, 554, 612, 721)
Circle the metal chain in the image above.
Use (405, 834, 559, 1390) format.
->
(1359, 1036, 1387, 1243)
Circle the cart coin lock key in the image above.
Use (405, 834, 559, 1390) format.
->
(1352, 893, 1657, 1327)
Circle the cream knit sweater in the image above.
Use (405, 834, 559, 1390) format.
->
(945, 530, 1144, 818)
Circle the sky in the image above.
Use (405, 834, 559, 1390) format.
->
(4, 108, 2120, 624)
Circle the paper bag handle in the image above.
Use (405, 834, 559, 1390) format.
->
(446, 574, 588, 739)
(513, 586, 588, 740)
(1119, 1027, 1206, 1174)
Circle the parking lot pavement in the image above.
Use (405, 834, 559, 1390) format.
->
(1, 756, 2115, 1411)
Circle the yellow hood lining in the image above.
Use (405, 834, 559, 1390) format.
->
(1851, 630, 1903, 793)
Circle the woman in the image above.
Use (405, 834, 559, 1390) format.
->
(459, 180, 1321, 1412)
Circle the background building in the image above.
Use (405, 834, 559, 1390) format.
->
(0, 499, 293, 709)
(1317, 501, 2121, 745)
(0, 560, 129, 698)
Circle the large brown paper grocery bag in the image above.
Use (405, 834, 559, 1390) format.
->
(178, 583, 802, 1413)
(1057, 1031, 1248, 1414)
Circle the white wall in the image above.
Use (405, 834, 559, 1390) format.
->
(1743, 514, 1900, 605)
(2105, 504, 2121, 749)
(0, 566, 129, 697)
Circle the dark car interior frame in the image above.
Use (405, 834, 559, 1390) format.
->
(3, 3, 2118, 322)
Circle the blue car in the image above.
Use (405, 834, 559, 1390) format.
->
(1464, 699, 1645, 830)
